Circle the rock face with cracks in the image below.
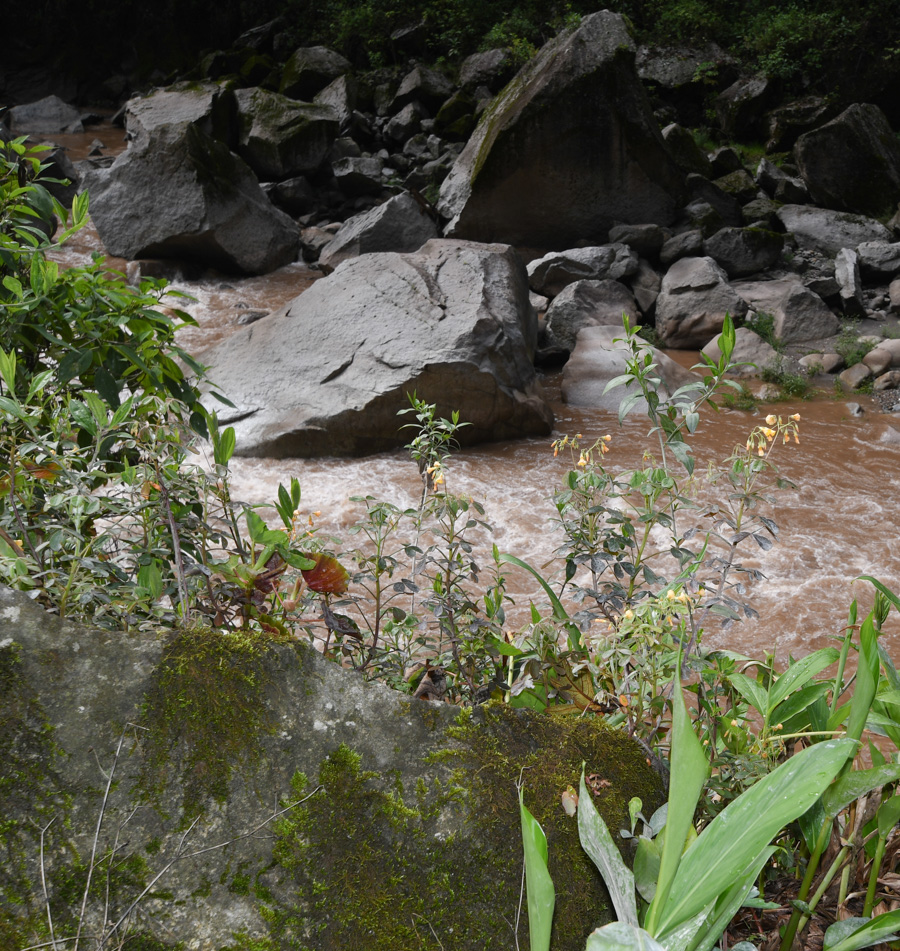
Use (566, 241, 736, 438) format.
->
(200, 238, 554, 457)
(0, 584, 663, 951)
(438, 11, 686, 247)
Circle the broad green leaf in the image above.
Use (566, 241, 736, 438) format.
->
(684, 848, 775, 951)
(768, 649, 840, 713)
(603, 374, 634, 394)
(578, 768, 638, 927)
(657, 909, 710, 951)
(520, 789, 554, 951)
(215, 426, 236, 467)
(822, 763, 900, 819)
(245, 509, 269, 545)
(877, 794, 900, 838)
(726, 673, 768, 718)
(586, 923, 666, 951)
(847, 613, 880, 745)
(773, 682, 832, 730)
(634, 836, 661, 902)
(646, 660, 708, 935)
(824, 911, 900, 951)
(653, 738, 855, 936)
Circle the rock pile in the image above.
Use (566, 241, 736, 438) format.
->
(9, 10, 900, 448)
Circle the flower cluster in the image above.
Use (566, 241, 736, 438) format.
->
(745, 413, 800, 458)
(551, 432, 612, 466)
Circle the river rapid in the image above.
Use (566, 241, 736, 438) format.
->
(51, 121, 900, 662)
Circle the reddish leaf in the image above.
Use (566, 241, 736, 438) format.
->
(301, 553, 349, 595)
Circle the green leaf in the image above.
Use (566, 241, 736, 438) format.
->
(586, 924, 666, 951)
(215, 426, 236, 467)
(727, 673, 768, 718)
(847, 613, 880, 745)
(520, 788, 555, 951)
(684, 849, 775, 951)
(768, 649, 840, 713)
(645, 658, 708, 935)
(822, 763, 900, 819)
(634, 836, 661, 902)
(245, 509, 269, 545)
(578, 768, 638, 927)
(824, 912, 900, 951)
(877, 794, 900, 838)
(653, 738, 856, 936)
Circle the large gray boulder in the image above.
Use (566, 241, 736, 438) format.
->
(438, 11, 686, 246)
(318, 192, 439, 270)
(702, 327, 781, 377)
(795, 104, 900, 217)
(83, 122, 299, 275)
(732, 277, 840, 343)
(702, 227, 784, 278)
(527, 244, 639, 297)
(201, 239, 554, 456)
(562, 325, 701, 410)
(775, 205, 892, 256)
(279, 45, 351, 100)
(234, 87, 339, 179)
(392, 65, 454, 111)
(8, 94, 82, 134)
(655, 256, 748, 348)
(545, 279, 639, 351)
(125, 82, 236, 146)
(1, 584, 661, 951)
(856, 242, 900, 281)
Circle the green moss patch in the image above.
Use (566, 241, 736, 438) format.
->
(139, 627, 276, 817)
(239, 703, 662, 951)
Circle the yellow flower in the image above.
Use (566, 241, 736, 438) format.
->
(577, 454, 588, 467)
(757, 447, 765, 456)
(765, 414, 777, 425)
(746, 439, 752, 450)
(791, 413, 801, 421)
(783, 434, 789, 444)
(433, 472, 445, 485)
(763, 427, 776, 440)
(794, 433, 800, 444)
(624, 609, 634, 620)
(730, 719, 739, 727)
(666, 589, 676, 600)
(602, 434, 612, 442)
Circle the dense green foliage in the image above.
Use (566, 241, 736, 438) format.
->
(11, 0, 900, 105)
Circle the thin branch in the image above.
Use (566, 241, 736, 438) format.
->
(38, 816, 58, 951)
(75, 728, 130, 950)
(106, 786, 323, 940)
(155, 465, 190, 626)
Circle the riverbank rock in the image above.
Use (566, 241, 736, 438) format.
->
(775, 205, 892, 256)
(8, 94, 83, 133)
(438, 11, 686, 246)
(200, 239, 554, 456)
(545, 279, 639, 351)
(527, 244, 640, 297)
(0, 584, 663, 951)
(795, 104, 900, 217)
(732, 277, 840, 343)
(655, 256, 748, 348)
(702, 327, 780, 376)
(234, 87, 339, 179)
(318, 192, 439, 270)
(562, 325, 700, 410)
(82, 121, 299, 275)
(125, 81, 237, 146)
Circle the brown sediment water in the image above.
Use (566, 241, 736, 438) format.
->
(45, 125, 900, 665)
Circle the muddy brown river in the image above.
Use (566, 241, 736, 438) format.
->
(48, 121, 900, 662)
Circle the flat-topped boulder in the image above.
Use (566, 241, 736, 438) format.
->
(201, 239, 554, 456)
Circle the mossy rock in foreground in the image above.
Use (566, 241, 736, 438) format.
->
(0, 585, 663, 951)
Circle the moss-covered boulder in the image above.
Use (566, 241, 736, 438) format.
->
(0, 584, 663, 951)
(235, 87, 339, 180)
(438, 11, 686, 248)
